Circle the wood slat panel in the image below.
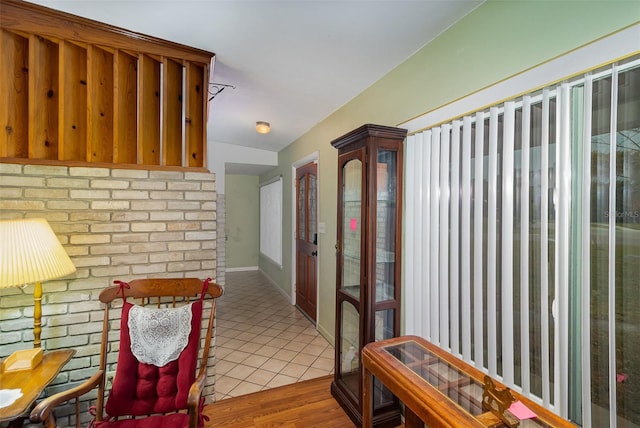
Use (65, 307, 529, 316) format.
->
(163, 57, 183, 166)
(87, 45, 114, 163)
(138, 53, 160, 165)
(58, 40, 86, 161)
(114, 49, 137, 164)
(185, 61, 204, 168)
(29, 34, 58, 160)
(0, 29, 29, 157)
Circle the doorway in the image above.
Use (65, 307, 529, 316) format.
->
(295, 161, 318, 322)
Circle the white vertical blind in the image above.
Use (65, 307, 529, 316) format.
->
(402, 49, 640, 426)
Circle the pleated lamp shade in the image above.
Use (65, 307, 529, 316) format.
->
(0, 218, 76, 288)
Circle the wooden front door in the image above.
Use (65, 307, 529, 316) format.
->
(295, 161, 318, 322)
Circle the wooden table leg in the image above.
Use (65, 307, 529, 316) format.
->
(362, 365, 373, 428)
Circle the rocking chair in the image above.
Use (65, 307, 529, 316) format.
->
(30, 277, 224, 428)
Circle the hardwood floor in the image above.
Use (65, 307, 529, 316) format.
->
(204, 375, 356, 428)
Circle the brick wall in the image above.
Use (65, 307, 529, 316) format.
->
(0, 162, 219, 427)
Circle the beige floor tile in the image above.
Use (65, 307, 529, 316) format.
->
(266, 373, 298, 388)
(215, 376, 242, 395)
(290, 352, 317, 366)
(229, 381, 263, 397)
(225, 364, 256, 381)
(280, 361, 308, 378)
(245, 368, 277, 386)
(260, 358, 288, 373)
(243, 354, 270, 368)
(215, 360, 237, 375)
(272, 348, 298, 362)
(311, 356, 334, 371)
(300, 367, 331, 381)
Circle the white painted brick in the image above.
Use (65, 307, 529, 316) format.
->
(0, 308, 22, 321)
(39, 212, 70, 221)
(150, 231, 184, 242)
(150, 211, 184, 221)
(130, 242, 167, 253)
(69, 321, 102, 335)
(70, 189, 111, 199)
(112, 190, 149, 200)
(24, 164, 69, 176)
(112, 168, 148, 179)
(130, 200, 167, 211)
(201, 221, 216, 230)
(90, 179, 130, 189)
(168, 261, 200, 272)
(168, 201, 200, 210)
(168, 181, 201, 191)
(186, 211, 216, 221)
(132, 264, 167, 274)
(149, 170, 183, 180)
(149, 190, 184, 200)
(69, 278, 110, 291)
(90, 266, 130, 278)
(185, 171, 214, 181)
(186, 191, 215, 201)
(168, 241, 200, 251)
(111, 211, 149, 221)
(202, 181, 216, 191)
(48, 200, 90, 210)
(0, 331, 21, 345)
(25, 188, 69, 199)
(91, 200, 130, 210)
(47, 177, 90, 188)
(68, 256, 111, 268)
(0, 187, 22, 198)
(201, 201, 217, 211)
(41, 326, 69, 339)
(132, 180, 166, 190)
(0, 199, 46, 210)
(90, 244, 130, 255)
(47, 313, 90, 327)
(70, 212, 111, 222)
(111, 254, 148, 265)
(185, 231, 216, 241)
(186, 250, 215, 261)
(0, 318, 32, 332)
(167, 221, 199, 231)
(131, 222, 166, 232)
(0, 175, 45, 186)
(70, 234, 110, 245)
(112, 233, 149, 243)
(150, 252, 184, 263)
(66, 246, 89, 257)
(69, 166, 110, 177)
(52, 223, 89, 233)
(0, 163, 22, 174)
(91, 223, 130, 233)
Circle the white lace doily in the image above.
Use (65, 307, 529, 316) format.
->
(128, 303, 193, 367)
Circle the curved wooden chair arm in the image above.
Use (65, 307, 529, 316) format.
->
(187, 369, 207, 428)
(30, 370, 105, 425)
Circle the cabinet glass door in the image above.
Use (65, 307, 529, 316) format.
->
(341, 158, 362, 299)
(339, 300, 360, 399)
(375, 150, 397, 303)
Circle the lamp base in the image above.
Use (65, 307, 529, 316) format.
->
(1, 347, 43, 372)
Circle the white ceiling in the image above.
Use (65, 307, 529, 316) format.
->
(26, 0, 481, 155)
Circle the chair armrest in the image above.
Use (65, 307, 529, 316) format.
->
(30, 370, 105, 424)
(187, 369, 207, 428)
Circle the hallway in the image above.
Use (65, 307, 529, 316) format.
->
(214, 271, 334, 400)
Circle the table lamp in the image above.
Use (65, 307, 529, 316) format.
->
(0, 218, 76, 370)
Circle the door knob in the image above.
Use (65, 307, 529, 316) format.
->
(312, 251, 318, 256)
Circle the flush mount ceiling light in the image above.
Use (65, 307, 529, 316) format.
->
(256, 121, 271, 134)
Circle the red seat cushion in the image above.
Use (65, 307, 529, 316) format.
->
(94, 413, 191, 428)
(105, 300, 203, 417)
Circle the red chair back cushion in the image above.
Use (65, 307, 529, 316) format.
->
(105, 300, 202, 416)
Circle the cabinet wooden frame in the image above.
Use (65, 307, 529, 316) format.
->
(330, 124, 407, 428)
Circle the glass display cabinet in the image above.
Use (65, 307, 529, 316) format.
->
(330, 124, 406, 427)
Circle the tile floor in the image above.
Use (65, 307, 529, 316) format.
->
(214, 270, 334, 400)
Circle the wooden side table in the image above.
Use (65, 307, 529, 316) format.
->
(0, 349, 75, 425)
(362, 336, 575, 428)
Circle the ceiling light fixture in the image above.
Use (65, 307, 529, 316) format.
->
(256, 121, 271, 134)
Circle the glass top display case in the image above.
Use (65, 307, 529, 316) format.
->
(330, 124, 407, 428)
(362, 336, 577, 428)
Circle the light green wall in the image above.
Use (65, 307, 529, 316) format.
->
(260, 1, 640, 343)
(226, 175, 260, 269)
